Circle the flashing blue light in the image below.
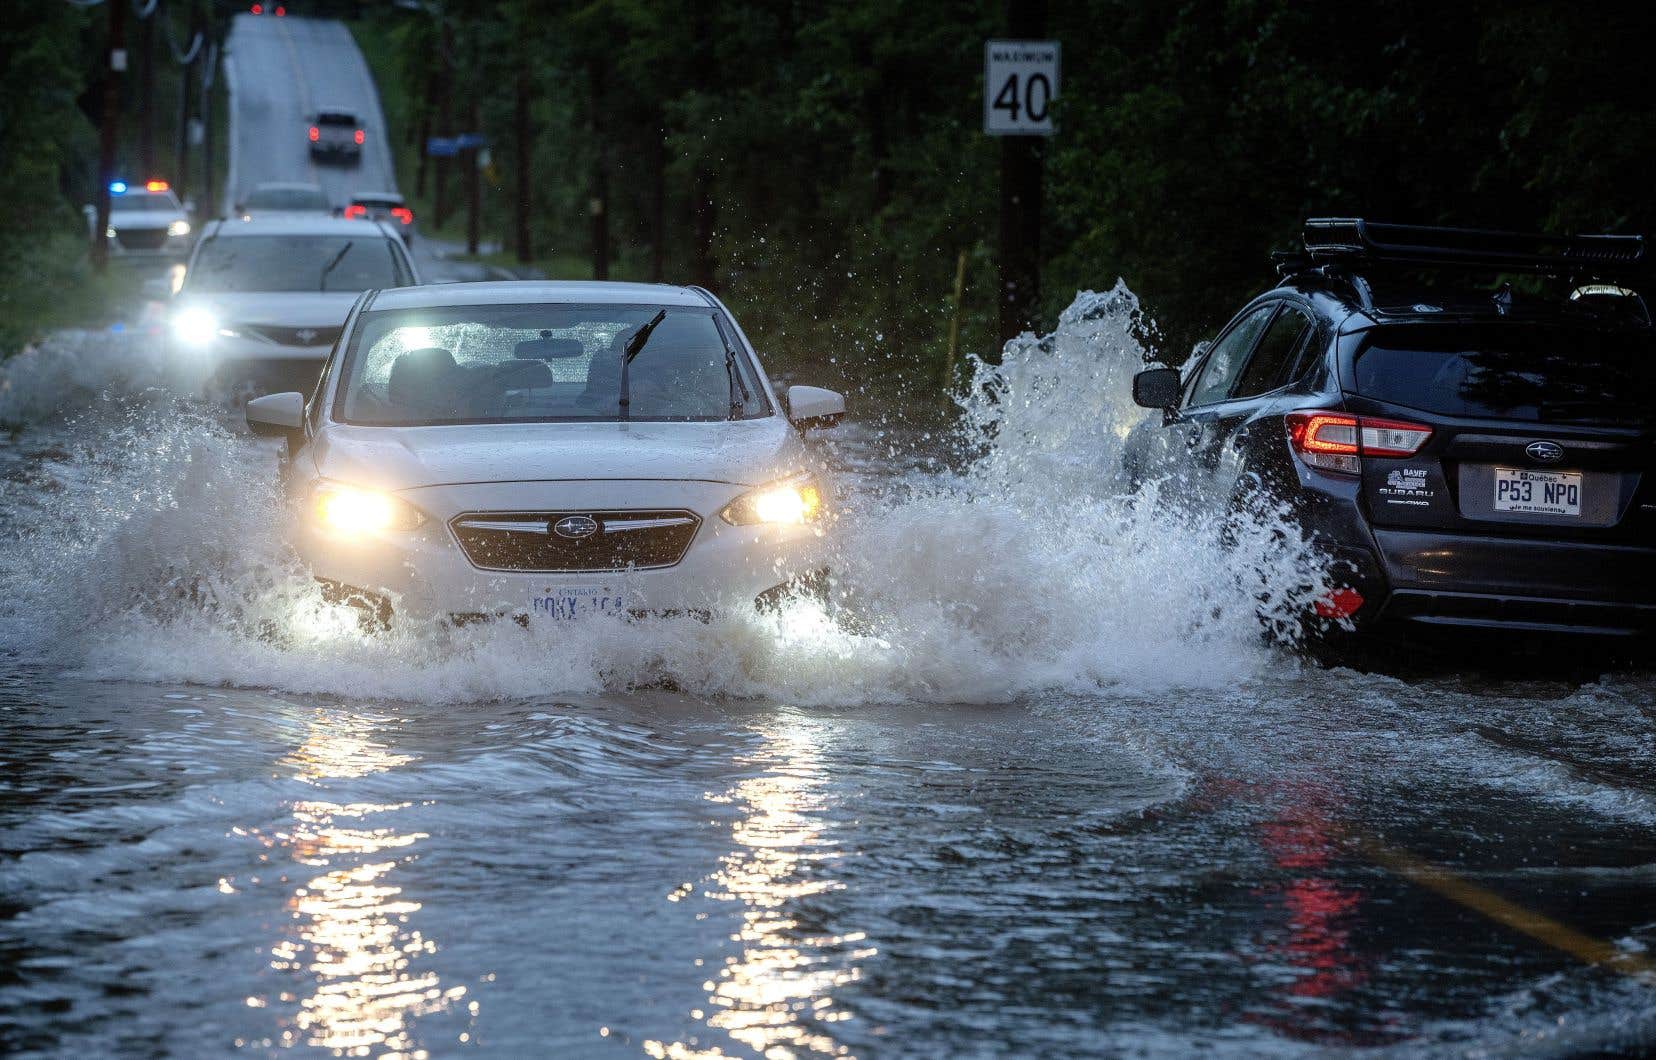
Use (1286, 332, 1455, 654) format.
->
(109, 181, 128, 194)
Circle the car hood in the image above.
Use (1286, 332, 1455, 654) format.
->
(176, 291, 361, 327)
(109, 213, 176, 230)
(312, 417, 808, 491)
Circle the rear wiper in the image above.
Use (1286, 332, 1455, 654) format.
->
(618, 309, 668, 422)
(725, 346, 751, 419)
(319, 240, 354, 290)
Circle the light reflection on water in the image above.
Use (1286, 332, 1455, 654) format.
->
(649, 718, 874, 1059)
(257, 710, 466, 1057)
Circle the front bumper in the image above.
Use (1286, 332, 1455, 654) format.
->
(296, 479, 831, 618)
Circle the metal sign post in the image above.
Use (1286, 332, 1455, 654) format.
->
(985, 37, 1059, 348)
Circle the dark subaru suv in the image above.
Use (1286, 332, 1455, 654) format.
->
(1125, 218, 1656, 643)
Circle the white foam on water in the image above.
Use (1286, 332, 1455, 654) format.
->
(0, 285, 1330, 705)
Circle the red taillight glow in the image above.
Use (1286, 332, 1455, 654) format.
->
(390, 206, 413, 225)
(250, 3, 263, 13)
(308, 126, 320, 142)
(342, 204, 368, 220)
(1285, 411, 1431, 474)
(354, 129, 366, 145)
(1313, 588, 1365, 619)
(275, 5, 285, 14)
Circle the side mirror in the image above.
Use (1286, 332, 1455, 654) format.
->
(785, 385, 845, 430)
(1132, 367, 1183, 410)
(247, 391, 305, 437)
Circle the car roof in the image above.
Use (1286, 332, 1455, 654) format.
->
(210, 215, 396, 238)
(367, 281, 715, 310)
(350, 191, 403, 202)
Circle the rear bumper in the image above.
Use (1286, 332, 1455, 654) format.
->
(1367, 528, 1656, 635)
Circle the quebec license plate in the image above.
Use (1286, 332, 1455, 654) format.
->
(1493, 467, 1581, 517)
(528, 586, 627, 620)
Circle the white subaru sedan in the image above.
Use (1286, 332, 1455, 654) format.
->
(245, 281, 846, 623)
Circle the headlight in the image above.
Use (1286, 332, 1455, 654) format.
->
(720, 473, 825, 526)
(105, 226, 117, 239)
(311, 481, 425, 535)
(167, 220, 191, 237)
(170, 307, 221, 345)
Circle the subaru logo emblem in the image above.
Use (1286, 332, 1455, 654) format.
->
(295, 328, 317, 343)
(1525, 440, 1565, 464)
(552, 515, 599, 539)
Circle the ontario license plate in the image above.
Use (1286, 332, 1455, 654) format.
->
(1493, 467, 1581, 517)
(528, 586, 627, 620)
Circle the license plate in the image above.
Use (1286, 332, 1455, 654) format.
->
(1493, 467, 1582, 516)
(528, 586, 627, 620)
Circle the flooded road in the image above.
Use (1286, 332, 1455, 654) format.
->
(4, 297, 1656, 1057)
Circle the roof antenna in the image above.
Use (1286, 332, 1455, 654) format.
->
(1492, 282, 1514, 315)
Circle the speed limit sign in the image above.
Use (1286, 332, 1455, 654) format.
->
(984, 39, 1060, 136)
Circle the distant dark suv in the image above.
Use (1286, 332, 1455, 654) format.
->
(307, 109, 363, 164)
(1126, 219, 1656, 643)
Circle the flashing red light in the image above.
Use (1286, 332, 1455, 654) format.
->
(390, 206, 414, 225)
(144, 179, 169, 192)
(250, 3, 262, 13)
(308, 126, 320, 142)
(275, 5, 285, 14)
(354, 129, 366, 145)
(1313, 588, 1365, 620)
(342, 204, 368, 220)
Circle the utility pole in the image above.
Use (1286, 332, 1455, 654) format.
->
(465, 97, 481, 255)
(995, 0, 1049, 350)
(201, 40, 218, 219)
(514, 70, 532, 263)
(92, 0, 129, 272)
(589, 57, 609, 280)
(434, 23, 455, 229)
(138, 4, 156, 175)
(174, 1, 197, 208)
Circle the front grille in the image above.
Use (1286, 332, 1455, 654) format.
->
(115, 228, 168, 250)
(244, 324, 342, 348)
(451, 510, 701, 572)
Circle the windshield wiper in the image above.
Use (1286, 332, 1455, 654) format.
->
(724, 346, 751, 419)
(618, 309, 668, 422)
(319, 241, 354, 290)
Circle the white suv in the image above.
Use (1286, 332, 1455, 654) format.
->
(167, 214, 419, 399)
(245, 281, 846, 622)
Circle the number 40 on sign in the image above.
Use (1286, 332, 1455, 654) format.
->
(984, 39, 1060, 136)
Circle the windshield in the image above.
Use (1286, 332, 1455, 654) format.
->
(245, 186, 328, 211)
(335, 303, 770, 425)
(1353, 324, 1656, 426)
(186, 235, 407, 293)
(111, 193, 179, 213)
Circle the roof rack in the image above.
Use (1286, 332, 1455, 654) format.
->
(1301, 218, 1645, 279)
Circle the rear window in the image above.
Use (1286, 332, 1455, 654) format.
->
(186, 234, 409, 293)
(1353, 325, 1656, 426)
(317, 112, 357, 126)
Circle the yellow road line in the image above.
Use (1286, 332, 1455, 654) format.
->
(1358, 835, 1656, 984)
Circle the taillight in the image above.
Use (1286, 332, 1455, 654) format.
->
(275, 5, 285, 14)
(1285, 411, 1431, 475)
(343, 204, 367, 220)
(1358, 418, 1434, 457)
(308, 126, 320, 142)
(390, 206, 413, 224)
(354, 129, 366, 145)
(250, 3, 262, 13)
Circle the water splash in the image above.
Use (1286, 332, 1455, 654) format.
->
(0, 285, 1329, 704)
